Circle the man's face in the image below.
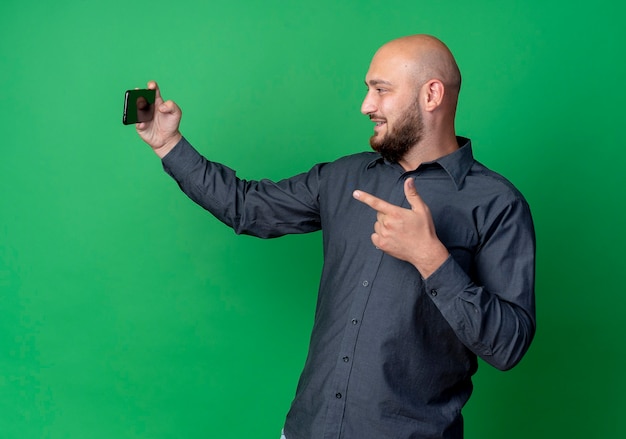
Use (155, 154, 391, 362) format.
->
(361, 50, 424, 163)
(367, 97, 423, 163)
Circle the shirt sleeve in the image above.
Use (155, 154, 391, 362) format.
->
(161, 137, 322, 238)
(423, 196, 536, 371)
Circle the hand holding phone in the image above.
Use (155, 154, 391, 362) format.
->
(131, 81, 183, 158)
(122, 88, 156, 125)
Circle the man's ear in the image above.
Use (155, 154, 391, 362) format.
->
(421, 79, 445, 112)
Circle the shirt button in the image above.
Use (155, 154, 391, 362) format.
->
(430, 289, 438, 297)
(343, 356, 350, 362)
(336, 393, 342, 399)
(351, 318, 358, 325)
(362, 280, 369, 287)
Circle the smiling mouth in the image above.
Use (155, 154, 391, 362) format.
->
(369, 114, 386, 127)
(372, 120, 386, 131)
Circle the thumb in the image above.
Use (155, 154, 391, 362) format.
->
(404, 177, 423, 210)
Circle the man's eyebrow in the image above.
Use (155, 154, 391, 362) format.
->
(365, 79, 393, 87)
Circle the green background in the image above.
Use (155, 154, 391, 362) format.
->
(1, 0, 624, 438)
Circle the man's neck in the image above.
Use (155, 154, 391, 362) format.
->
(399, 134, 459, 172)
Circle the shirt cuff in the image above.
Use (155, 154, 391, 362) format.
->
(422, 255, 472, 314)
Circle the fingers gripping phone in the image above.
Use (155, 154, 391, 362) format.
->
(122, 89, 156, 125)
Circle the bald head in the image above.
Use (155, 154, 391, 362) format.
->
(374, 34, 461, 97)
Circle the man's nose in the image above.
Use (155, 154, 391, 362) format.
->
(361, 93, 376, 115)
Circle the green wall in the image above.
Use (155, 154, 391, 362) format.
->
(1, 1, 624, 438)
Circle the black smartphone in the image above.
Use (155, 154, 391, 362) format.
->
(122, 89, 156, 125)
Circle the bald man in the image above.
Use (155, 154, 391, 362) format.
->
(136, 35, 536, 439)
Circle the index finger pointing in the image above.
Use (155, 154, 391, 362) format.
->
(353, 189, 393, 213)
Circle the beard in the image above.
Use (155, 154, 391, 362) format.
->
(369, 101, 424, 163)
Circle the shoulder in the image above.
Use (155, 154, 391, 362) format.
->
(327, 151, 379, 167)
(293, 151, 380, 191)
(468, 160, 529, 204)
(315, 151, 381, 175)
(459, 160, 535, 233)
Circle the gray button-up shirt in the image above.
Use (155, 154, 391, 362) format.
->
(162, 136, 536, 439)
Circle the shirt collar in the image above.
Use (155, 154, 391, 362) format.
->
(366, 136, 474, 191)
